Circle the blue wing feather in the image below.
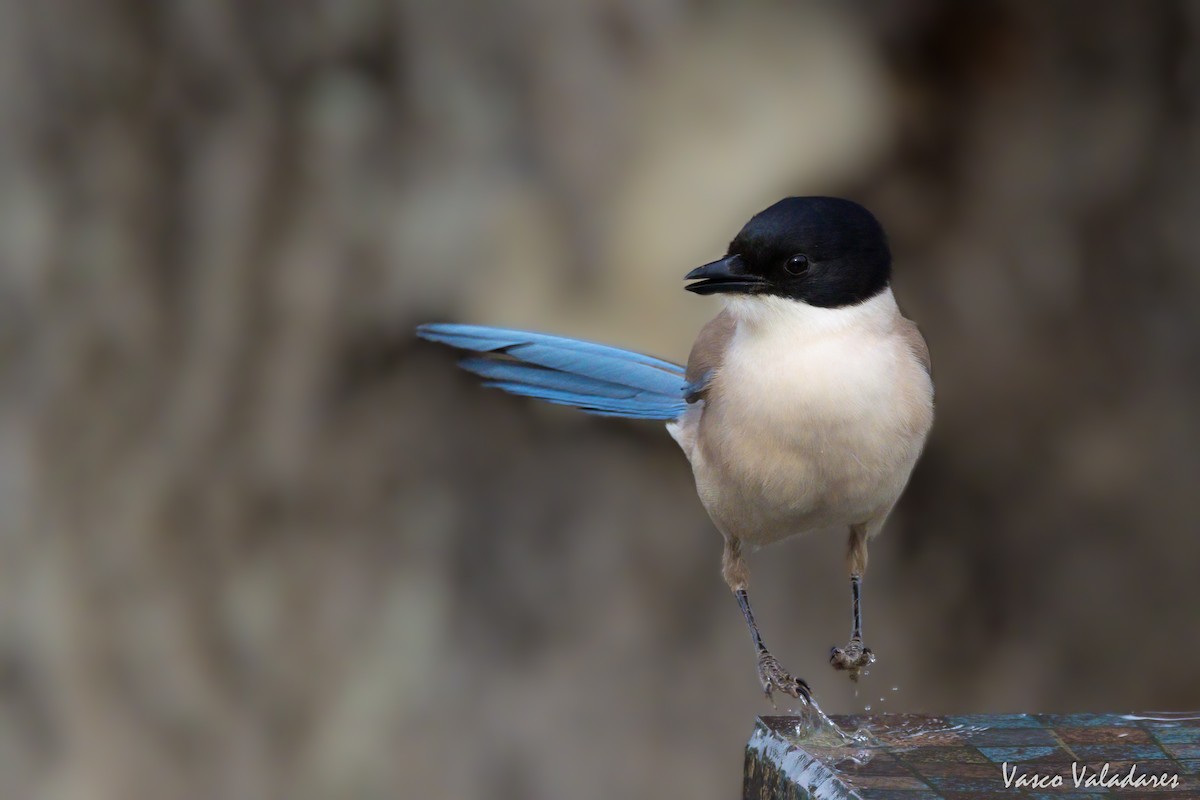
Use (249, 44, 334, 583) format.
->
(417, 323, 687, 420)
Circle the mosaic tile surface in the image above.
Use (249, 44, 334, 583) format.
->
(744, 713, 1200, 799)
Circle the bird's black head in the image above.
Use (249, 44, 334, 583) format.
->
(684, 197, 891, 308)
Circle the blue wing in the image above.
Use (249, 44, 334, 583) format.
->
(416, 323, 688, 420)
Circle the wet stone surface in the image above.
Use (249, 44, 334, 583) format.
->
(744, 713, 1200, 799)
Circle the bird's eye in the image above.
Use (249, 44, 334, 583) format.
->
(784, 254, 809, 275)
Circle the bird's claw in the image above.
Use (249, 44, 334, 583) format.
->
(757, 650, 811, 706)
(829, 639, 875, 681)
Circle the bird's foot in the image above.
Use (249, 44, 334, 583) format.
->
(757, 650, 811, 706)
(830, 638, 875, 681)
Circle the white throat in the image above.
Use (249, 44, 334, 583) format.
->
(722, 287, 899, 340)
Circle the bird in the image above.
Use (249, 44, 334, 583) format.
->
(417, 196, 933, 704)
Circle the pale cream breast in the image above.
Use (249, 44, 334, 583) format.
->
(682, 290, 933, 546)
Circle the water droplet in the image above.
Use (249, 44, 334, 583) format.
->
(787, 696, 871, 745)
(1121, 711, 1200, 722)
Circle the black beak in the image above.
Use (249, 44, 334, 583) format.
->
(684, 254, 766, 295)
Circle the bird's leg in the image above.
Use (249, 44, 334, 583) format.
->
(830, 525, 876, 680)
(724, 537, 811, 705)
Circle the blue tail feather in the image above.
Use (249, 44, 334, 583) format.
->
(458, 357, 644, 399)
(416, 324, 684, 374)
(416, 323, 688, 420)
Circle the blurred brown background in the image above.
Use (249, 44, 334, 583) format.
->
(2, 1, 1199, 798)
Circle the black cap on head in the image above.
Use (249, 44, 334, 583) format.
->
(685, 197, 891, 308)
